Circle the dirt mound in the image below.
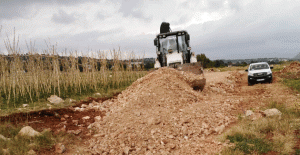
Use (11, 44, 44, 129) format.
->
(86, 68, 237, 154)
(280, 61, 300, 73)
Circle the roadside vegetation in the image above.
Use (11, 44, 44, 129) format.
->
(197, 53, 293, 72)
(220, 101, 300, 154)
(0, 122, 55, 154)
(0, 28, 147, 154)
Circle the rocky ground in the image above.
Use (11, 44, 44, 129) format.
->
(1, 65, 299, 154)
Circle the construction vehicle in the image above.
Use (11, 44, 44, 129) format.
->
(153, 22, 203, 75)
(153, 22, 205, 90)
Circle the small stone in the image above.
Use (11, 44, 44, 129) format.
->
(123, 146, 131, 155)
(55, 143, 66, 154)
(74, 107, 81, 111)
(87, 123, 93, 129)
(83, 116, 90, 120)
(64, 114, 69, 118)
(0, 134, 10, 141)
(202, 122, 208, 129)
(54, 112, 60, 118)
(23, 104, 29, 108)
(81, 104, 87, 108)
(61, 117, 66, 121)
(245, 110, 254, 117)
(18, 126, 41, 137)
(145, 151, 153, 155)
(72, 120, 79, 125)
(2, 148, 9, 155)
(262, 108, 282, 118)
(169, 143, 176, 149)
(134, 111, 141, 116)
(148, 117, 160, 125)
(94, 93, 101, 96)
(67, 129, 82, 135)
(27, 149, 36, 155)
(47, 95, 64, 105)
(28, 143, 36, 149)
(214, 125, 225, 134)
(94, 116, 101, 121)
(168, 135, 174, 139)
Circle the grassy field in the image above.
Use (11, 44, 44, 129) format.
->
(0, 34, 147, 116)
(0, 32, 148, 154)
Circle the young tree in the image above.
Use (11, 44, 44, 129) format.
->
(196, 54, 212, 68)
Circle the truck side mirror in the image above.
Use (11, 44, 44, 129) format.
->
(245, 69, 248, 72)
(270, 66, 273, 69)
(154, 38, 158, 46)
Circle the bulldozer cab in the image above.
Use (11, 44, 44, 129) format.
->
(154, 31, 191, 67)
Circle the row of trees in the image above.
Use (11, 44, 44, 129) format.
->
(196, 54, 248, 68)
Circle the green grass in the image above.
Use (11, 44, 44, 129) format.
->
(283, 79, 300, 93)
(220, 101, 300, 155)
(226, 133, 272, 154)
(0, 122, 55, 154)
(0, 74, 145, 116)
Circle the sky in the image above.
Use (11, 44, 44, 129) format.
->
(0, 0, 299, 60)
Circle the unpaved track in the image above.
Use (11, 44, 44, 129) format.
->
(75, 68, 298, 155)
(4, 68, 295, 155)
(72, 68, 288, 155)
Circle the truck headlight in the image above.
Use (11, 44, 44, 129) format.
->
(267, 70, 272, 75)
(249, 72, 254, 76)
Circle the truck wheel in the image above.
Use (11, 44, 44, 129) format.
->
(248, 81, 253, 86)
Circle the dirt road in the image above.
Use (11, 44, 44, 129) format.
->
(2, 68, 298, 154)
(79, 68, 298, 154)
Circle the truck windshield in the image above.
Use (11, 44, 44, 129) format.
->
(250, 64, 269, 70)
(159, 36, 177, 54)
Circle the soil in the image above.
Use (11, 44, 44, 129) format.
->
(280, 61, 300, 73)
(0, 95, 119, 155)
(1, 66, 299, 154)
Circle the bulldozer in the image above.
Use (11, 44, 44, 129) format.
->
(153, 22, 206, 90)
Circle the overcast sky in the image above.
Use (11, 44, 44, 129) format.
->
(0, 0, 299, 60)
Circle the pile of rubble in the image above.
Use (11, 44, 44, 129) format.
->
(84, 68, 237, 154)
(280, 61, 300, 73)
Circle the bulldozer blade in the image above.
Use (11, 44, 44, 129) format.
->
(176, 62, 204, 75)
(175, 62, 206, 91)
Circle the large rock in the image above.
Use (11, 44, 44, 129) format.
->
(261, 108, 282, 118)
(18, 126, 41, 137)
(47, 95, 64, 105)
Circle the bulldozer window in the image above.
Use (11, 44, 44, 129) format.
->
(178, 35, 187, 52)
(159, 36, 177, 54)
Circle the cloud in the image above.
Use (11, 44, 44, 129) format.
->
(52, 10, 76, 24)
(117, 0, 152, 21)
(0, 0, 100, 21)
